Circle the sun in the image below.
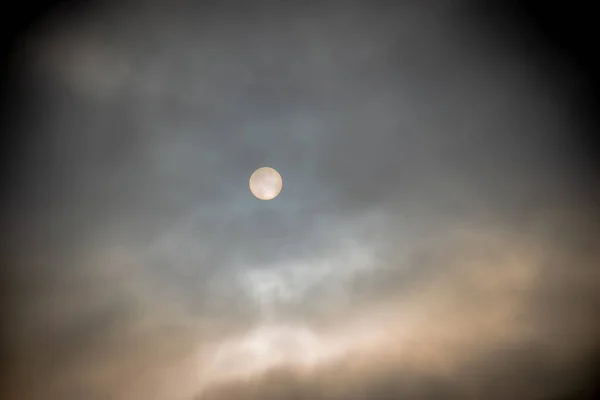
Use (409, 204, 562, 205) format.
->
(249, 167, 283, 200)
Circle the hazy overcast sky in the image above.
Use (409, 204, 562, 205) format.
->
(1, 1, 599, 399)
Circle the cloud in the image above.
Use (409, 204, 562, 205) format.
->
(1, 1, 598, 399)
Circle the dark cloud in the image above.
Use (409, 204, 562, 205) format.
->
(1, 1, 598, 399)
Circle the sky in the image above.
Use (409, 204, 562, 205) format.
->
(1, 1, 599, 399)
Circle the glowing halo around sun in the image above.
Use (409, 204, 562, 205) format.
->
(249, 167, 283, 200)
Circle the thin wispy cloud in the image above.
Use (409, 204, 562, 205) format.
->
(1, 1, 598, 399)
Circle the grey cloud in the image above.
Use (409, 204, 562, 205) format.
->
(1, 1, 599, 399)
